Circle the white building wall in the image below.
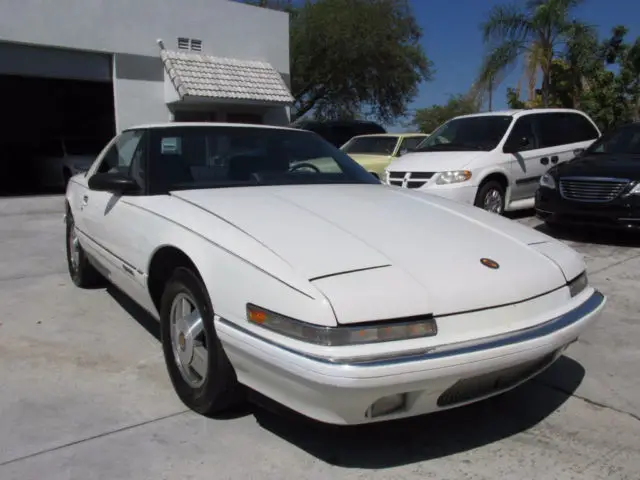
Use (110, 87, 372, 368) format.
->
(0, 0, 291, 130)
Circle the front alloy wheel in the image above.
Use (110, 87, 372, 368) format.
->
(160, 267, 243, 416)
(475, 180, 505, 215)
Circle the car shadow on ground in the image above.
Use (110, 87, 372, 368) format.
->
(107, 283, 586, 468)
(534, 223, 640, 248)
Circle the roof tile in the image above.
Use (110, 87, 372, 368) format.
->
(161, 50, 294, 105)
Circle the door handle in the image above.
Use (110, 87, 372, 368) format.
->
(540, 157, 549, 165)
(80, 195, 89, 210)
(550, 155, 559, 164)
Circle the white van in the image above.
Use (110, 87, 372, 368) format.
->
(384, 108, 601, 214)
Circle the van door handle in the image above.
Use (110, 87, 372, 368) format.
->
(550, 155, 559, 164)
(540, 157, 549, 165)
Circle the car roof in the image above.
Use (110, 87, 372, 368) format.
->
(452, 108, 592, 121)
(124, 122, 301, 132)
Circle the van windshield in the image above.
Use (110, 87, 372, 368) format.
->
(414, 115, 513, 152)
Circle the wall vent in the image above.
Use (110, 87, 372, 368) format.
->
(190, 39, 203, 52)
(177, 37, 190, 50)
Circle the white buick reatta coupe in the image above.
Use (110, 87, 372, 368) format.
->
(64, 123, 606, 425)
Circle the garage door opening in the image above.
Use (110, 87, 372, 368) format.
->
(0, 75, 115, 196)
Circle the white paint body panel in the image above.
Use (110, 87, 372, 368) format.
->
(65, 123, 605, 425)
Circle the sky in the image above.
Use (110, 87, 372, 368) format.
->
(390, 0, 640, 131)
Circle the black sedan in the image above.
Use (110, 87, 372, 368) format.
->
(535, 122, 640, 230)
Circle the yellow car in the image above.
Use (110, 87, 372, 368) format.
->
(340, 133, 428, 179)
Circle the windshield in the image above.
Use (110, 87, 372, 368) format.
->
(341, 136, 398, 155)
(414, 115, 513, 152)
(585, 125, 640, 155)
(147, 126, 380, 194)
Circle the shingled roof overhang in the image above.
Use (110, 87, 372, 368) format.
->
(161, 50, 294, 106)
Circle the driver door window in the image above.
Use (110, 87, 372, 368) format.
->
(97, 130, 145, 175)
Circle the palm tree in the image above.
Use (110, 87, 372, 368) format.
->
(476, 0, 587, 107)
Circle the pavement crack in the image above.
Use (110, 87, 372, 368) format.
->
(0, 409, 190, 468)
(590, 252, 640, 277)
(534, 378, 640, 423)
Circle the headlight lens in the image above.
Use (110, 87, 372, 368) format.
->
(435, 170, 472, 185)
(627, 182, 640, 195)
(540, 173, 556, 190)
(246, 304, 437, 346)
(568, 271, 588, 297)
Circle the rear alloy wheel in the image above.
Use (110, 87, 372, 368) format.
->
(160, 267, 243, 416)
(65, 212, 103, 288)
(475, 180, 506, 215)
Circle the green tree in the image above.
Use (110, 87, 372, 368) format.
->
(477, 0, 587, 107)
(411, 94, 480, 133)
(245, 0, 433, 123)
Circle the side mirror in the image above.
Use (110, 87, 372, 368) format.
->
(397, 148, 408, 156)
(573, 148, 585, 157)
(88, 172, 139, 194)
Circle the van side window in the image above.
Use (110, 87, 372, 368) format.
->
(536, 112, 599, 148)
(569, 113, 599, 142)
(536, 113, 568, 148)
(504, 116, 537, 152)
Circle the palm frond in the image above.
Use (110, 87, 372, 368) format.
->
(481, 4, 532, 45)
(476, 39, 525, 92)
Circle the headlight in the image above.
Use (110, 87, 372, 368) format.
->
(246, 304, 437, 346)
(434, 170, 472, 185)
(627, 182, 640, 195)
(568, 271, 588, 297)
(539, 173, 556, 189)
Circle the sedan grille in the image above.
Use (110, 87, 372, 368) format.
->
(387, 171, 434, 189)
(559, 177, 630, 203)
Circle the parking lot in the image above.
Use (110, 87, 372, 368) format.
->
(0, 195, 638, 480)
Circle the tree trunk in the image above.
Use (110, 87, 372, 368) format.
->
(541, 70, 550, 107)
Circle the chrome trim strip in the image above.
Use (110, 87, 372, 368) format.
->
(560, 176, 631, 182)
(218, 290, 605, 367)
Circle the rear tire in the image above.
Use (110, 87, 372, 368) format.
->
(160, 267, 243, 416)
(474, 180, 506, 215)
(65, 211, 103, 288)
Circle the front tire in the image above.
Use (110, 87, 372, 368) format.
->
(160, 267, 243, 416)
(65, 211, 103, 288)
(475, 180, 506, 215)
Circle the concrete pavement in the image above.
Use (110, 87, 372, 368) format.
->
(0, 196, 638, 480)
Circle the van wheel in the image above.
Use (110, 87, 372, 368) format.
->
(475, 181, 505, 215)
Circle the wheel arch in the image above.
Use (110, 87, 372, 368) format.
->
(147, 245, 205, 314)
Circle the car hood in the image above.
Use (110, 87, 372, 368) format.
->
(170, 185, 582, 320)
(384, 150, 488, 173)
(554, 153, 640, 178)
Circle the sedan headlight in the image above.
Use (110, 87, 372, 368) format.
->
(246, 304, 437, 346)
(627, 182, 640, 195)
(434, 170, 472, 185)
(539, 172, 556, 190)
(568, 271, 588, 297)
